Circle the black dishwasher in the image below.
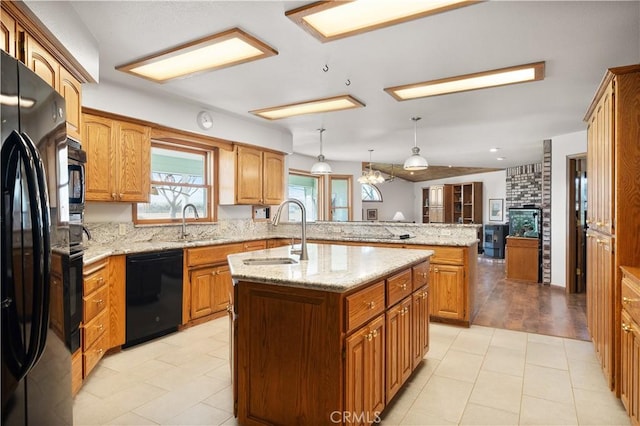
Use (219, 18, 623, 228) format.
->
(124, 249, 183, 348)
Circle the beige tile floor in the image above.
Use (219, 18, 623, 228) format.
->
(73, 318, 630, 425)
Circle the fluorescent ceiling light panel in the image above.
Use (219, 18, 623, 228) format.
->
(250, 95, 365, 120)
(286, 0, 481, 42)
(385, 62, 545, 100)
(116, 28, 277, 83)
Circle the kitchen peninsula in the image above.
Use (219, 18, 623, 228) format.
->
(227, 243, 433, 425)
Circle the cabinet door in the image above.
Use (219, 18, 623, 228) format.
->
(25, 35, 59, 90)
(412, 287, 429, 368)
(59, 67, 82, 141)
(115, 121, 150, 202)
(345, 315, 385, 424)
(1, 8, 16, 56)
(212, 264, 232, 313)
(429, 186, 443, 207)
(84, 115, 116, 201)
(236, 146, 263, 204)
(621, 310, 634, 418)
(262, 151, 284, 205)
(190, 267, 216, 319)
(386, 297, 412, 403)
(430, 264, 465, 321)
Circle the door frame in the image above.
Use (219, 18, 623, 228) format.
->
(566, 154, 587, 294)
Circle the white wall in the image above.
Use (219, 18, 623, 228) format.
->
(550, 130, 587, 287)
(412, 170, 507, 225)
(363, 178, 416, 222)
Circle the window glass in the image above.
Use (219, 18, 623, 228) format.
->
(135, 144, 212, 222)
(330, 176, 352, 222)
(288, 172, 320, 221)
(361, 183, 382, 201)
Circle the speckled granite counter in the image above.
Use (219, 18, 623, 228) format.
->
(227, 243, 433, 292)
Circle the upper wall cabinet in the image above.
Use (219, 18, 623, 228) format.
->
(2, 5, 84, 142)
(219, 145, 285, 205)
(83, 113, 151, 203)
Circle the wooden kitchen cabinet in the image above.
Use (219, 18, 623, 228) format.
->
(429, 184, 452, 223)
(620, 267, 640, 425)
(83, 113, 151, 202)
(58, 66, 82, 141)
(219, 145, 285, 205)
(430, 263, 465, 321)
(584, 65, 640, 397)
(452, 182, 483, 225)
(1, 7, 16, 56)
(385, 297, 412, 403)
(184, 241, 267, 325)
(412, 285, 429, 367)
(346, 314, 386, 423)
(82, 258, 110, 379)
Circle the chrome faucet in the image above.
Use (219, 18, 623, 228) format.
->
(272, 199, 308, 261)
(181, 203, 199, 239)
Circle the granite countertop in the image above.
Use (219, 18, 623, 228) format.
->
(227, 243, 433, 293)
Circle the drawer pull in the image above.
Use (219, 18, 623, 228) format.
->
(421, 272, 428, 278)
(622, 323, 632, 333)
(397, 283, 407, 291)
(95, 299, 105, 305)
(623, 297, 639, 305)
(365, 332, 373, 342)
(97, 348, 104, 355)
(97, 277, 105, 285)
(371, 329, 378, 338)
(434, 267, 439, 273)
(365, 301, 376, 310)
(96, 324, 104, 331)
(422, 291, 428, 299)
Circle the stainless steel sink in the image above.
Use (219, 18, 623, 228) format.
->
(242, 257, 298, 266)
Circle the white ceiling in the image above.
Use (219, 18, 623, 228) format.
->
(69, 1, 639, 169)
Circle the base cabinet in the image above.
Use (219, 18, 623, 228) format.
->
(621, 267, 640, 425)
(235, 259, 430, 425)
(430, 264, 465, 321)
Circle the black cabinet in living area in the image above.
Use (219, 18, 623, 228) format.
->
(484, 224, 509, 258)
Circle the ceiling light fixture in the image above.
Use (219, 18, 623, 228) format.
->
(385, 61, 545, 101)
(286, 0, 480, 43)
(403, 117, 429, 171)
(358, 149, 385, 185)
(250, 94, 364, 120)
(310, 128, 332, 174)
(116, 28, 277, 83)
(490, 147, 500, 152)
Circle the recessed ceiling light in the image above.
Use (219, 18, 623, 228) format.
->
(250, 95, 365, 120)
(496, 157, 505, 161)
(286, 0, 481, 42)
(116, 28, 277, 83)
(384, 62, 545, 100)
(489, 147, 500, 152)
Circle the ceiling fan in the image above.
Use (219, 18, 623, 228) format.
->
(385, 164, 396, 182)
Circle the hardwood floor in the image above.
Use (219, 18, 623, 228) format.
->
(472, 255, 589, 341)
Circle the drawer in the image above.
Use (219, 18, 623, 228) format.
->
(387, 269, 412, 307)
(345, 281, 385, 332)
(242, 240, 267, 252)
(425, 246, 465, 265)
(83, 330, 109, 378)
(622, 275, 640, 323)
(412, 261, 430, 291)
(187, 243, 244, 267)
(83, 307, 108, 349)
(83, 284, 108, 323)
(84, 259, 108, 295)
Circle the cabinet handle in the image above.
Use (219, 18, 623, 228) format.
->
(371, 329, 378, 338)
(97, 277, 105, 285)
(95, 299, 104, 305)
(111, 193, 116, 200)
(422, 291, 428, 299)
(365, 301, 376, 310)
(434, 267, 439, 273)
(397, 283, 407, 291)
(622, 323, 632, 333)
(97, 324, 104, 331)
(97, 348, 104, 355)
(365, 332, 373, 341)
(596, 221, 603, 226)
(623, 297, 639, 305)
(421, 272, 428, 278)
(119, 193, 123, 200)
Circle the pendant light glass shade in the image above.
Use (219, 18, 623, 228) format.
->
(403, 116, 429, 171)
(310, 128, 332, 174)
(357, 149, 385, 184)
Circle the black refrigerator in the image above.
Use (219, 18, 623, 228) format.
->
(1, 51, 72, 424)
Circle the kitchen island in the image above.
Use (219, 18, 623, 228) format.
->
(228, 243, 433, 425)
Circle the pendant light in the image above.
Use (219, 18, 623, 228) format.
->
(310, 128, 332, 174)
(403, 116, 429, 171)
(357, 149, 385, 184)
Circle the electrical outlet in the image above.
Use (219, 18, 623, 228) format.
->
(119, 223, 127, 235)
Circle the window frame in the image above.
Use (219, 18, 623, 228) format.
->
(133, 140, 216, 225)
(361, 183, 383, 202)
(287, 168, 325, 222)
(328, 174, 353, 221)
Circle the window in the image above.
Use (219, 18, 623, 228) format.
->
(134, 142, 214, 223)
(361, 183, 382, 201)
(329, 175, 352, 221)
(288, 170, 323, 221)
